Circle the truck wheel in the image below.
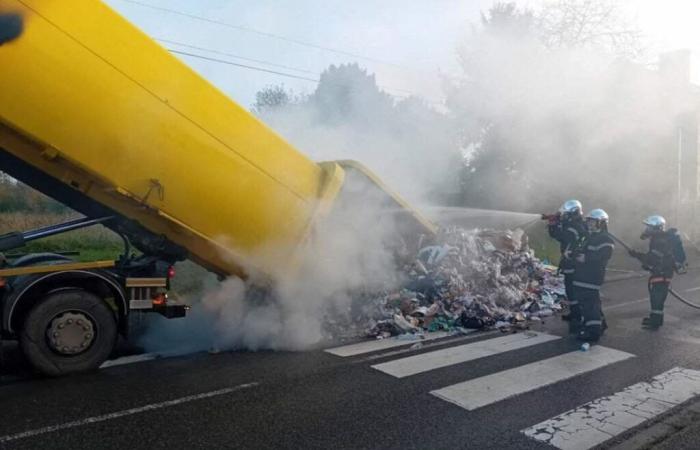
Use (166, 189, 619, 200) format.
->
(20, 289, 117, 376)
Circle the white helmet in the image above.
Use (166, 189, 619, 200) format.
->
(641, 215, 666, 239)
(559, 199, 583, 217)
(586, 209, 609, 223)
(585, 209, 609, 232)
(643, 215, 666, 231)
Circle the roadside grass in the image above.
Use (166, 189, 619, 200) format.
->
(1, 212, 123, 262)
(523, 222, 561, 264)
(0, 211, 210, 295)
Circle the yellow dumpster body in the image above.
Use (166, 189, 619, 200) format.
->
(0, 0, 435, 281)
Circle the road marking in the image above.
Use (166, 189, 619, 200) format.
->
(99, 353, 160, 368)
(325, 331, 452, 357)
(430, 346, 635, 411)
(0, 382, 259, 443)
(606, 298, 647, 311)
(522, 367, 700, 450)
(360, 330, 502, 362)
(685, 286, 700, 293)
(372, 332, 559, 378)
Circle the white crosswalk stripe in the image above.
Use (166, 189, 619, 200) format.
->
(372, 331, 559, 378)
(430, 346, 635, 411)
(324, 331, 453, 357)
(522, 367, 700, 450)
(327, 331, 700, 449)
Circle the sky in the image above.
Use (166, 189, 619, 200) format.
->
(104, 0, 700, 109)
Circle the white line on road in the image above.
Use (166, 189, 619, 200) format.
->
(605, 298, 648, 311)
(430, 346, 635, 411)
(325, 331, 452, 357)
(522, 367, 700, 450)
(99, 353, 160, 368)
(372, 332, 559, 378)
(359, 330, 502, 362)
(685, 286, 700, 293)
(0, 382, 259, 443)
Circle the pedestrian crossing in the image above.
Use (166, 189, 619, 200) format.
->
(324, 331, 454, 357)
(325, 331, 700, 449)
(371, 331, 560, 378)
(523, 367, 700, 450)
(431, 346, 634, 411)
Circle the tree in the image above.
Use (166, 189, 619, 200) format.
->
(538, 0, 644, 59)
(252, 85, 293, 115)
(449, 0, 687, 226)
(251, 64, 459, 204)
(480, 2, 535, 39)
(309, 63, 395, 128)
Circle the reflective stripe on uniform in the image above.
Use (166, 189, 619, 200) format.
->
(650, 310, 664, 316)
(651, 249, 664, 257)
(573, 281, 601, 290)
(561, 269, 574, 274)
(587, 243, 615, 251)
(585, 320, 602, 326)
(567, 228, 580, 240)
(569, 301, 579, 306)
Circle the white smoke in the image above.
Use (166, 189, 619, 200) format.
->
(138, 1, 698, 353)
(139, 172, 402, 353)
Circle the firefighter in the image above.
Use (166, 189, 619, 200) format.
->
(628, 215, 687, 329)
(572, 209, 614, 342)
(544, 199, 587, 333)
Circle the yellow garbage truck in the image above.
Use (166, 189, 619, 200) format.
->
(0, 1, 435, 375)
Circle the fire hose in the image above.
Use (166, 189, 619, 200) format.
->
(607, 232, 700, 310)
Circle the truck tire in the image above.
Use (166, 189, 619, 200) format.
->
(20, 289, 117, 376)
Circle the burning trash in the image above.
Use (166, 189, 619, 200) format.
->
(324, 226, 566, 341)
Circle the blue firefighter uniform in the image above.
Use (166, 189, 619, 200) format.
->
(548, 217, 587, 331)
(630, 228, 686, 329)
(572, 231, 615, 341)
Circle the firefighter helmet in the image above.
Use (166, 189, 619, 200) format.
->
(585, 209, 609, 232)
(586, 209, 609, 223)
(643, 215, 666, 231)
(559, 199, 583, 217)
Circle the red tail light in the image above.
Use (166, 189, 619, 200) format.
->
(167, 266, 176, 279)
(152, 292, 167, 306)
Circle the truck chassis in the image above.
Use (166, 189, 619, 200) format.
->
(0, 216, 187, 376)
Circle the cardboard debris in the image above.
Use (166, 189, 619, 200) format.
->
(325, 227, 566, 341)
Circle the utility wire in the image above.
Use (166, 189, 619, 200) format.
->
(118, 1, 444, 102)
(158, 38, 318, 75)
(119, 0, 407, 69)
(169, 48, 444, 105)
(168, 49, 319, 82)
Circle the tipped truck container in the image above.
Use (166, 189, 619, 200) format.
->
(0, 0, 435, 375)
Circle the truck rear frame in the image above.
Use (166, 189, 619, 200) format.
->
(0, 215, 187, 376)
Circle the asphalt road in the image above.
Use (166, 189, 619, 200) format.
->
(2, 271, 700, 450)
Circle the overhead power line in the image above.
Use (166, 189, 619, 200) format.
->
(119, 0, 407, 69)
(158, 38, 318, 75)
(168, 48, 444, 105)
(168, 49, 319, 82)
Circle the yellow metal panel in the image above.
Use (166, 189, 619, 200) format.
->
(0, 0, 344, 280)
(335, 160, 438, 236)
(0, 260, 115, 277)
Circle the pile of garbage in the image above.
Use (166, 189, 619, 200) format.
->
(325, 227, 566, 341)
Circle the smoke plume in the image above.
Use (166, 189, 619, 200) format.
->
(140, 1, 699, 352)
